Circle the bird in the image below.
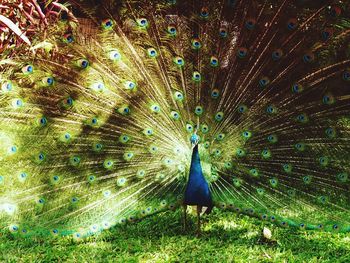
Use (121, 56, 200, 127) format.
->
(0, 0, 350, 239)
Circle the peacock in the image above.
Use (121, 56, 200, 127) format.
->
(0, 0, 350, 239)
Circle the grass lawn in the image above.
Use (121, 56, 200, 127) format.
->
(0, 209, 349, 262)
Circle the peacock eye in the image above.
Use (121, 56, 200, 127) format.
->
(195, 106, 203, 115)
(261, 148, 271, 159)
(63, 33, 74, 43)
(170, 111, 180, 120)
(303, 52, 315, 63)
(191, 38, 202, 49)
(12, 98, 23, 108)
(22, 65, 34, 74)
(174, 91, 184, 101)
(42, 76, 54, 86)
(36, 152, 46, 163)
(266, 105, 277, 114)
(272, 49, 283, 61)
(270, 178, 278, 187)
(201, 124, 209, 133)
(173, 56, 185, 67)
(319, 156, 329, 166)
(192, 71, 201, 82)
(323, 94, 335, 105)
(245, 18, 256, 30)
(242, 131, 252, 140)
(66, 97, 74, 106)
(93, 142, 103, 152)
(109, 50, 121, 61)
(236, 148, 246, 157)
(37, 198, 45, 204)
(325, 127, 336, 138)
(150, 104, 161, 113)
(295, 142, 306, 151)
(124, 81, 137, 90)
(117, 105, 131, 115)
(216, 133, 225, 141)
(70, 156, 81, 166)
(237, 47, 248, 58)
(143, 128, 153, 136)
(149, 145, 158, 154)
(102, 18, 113, 29)
(200, 7, 209, 18)
(210, 56, 219, 67)
(2, 81, 13, 92)
(77, 59, 89, 69)
(342, 69, 350, 81)
(287, 18, 298, 30)
(250, 168, 259, 177)
(137, 18, 148, 28)
(147, 48, 158, 58)
(283, 163, 292, 173)
(38, 116, 48, 126)
(219, 27, 228, 38)
(167, 25, 177, 36)
(267, 134, 278, 143)
(64, 132, 71, 140)
(137, 169, 146, 179)
(237, 104, 247, 113)
(321, 28, 333, 41)
(211, 89, 220, 99)
(337, 172, 348, 183)
(303, 175, 311, 184)
(296, 113, 308, 123)
(215, 111, 224, 121)
(90, 82, 105, 92)
(291, 83, 303, 93)
(186, 124, 193, 132)
(9, 225, 19, 232)
(104, 159, 114, 169)
(119, 134, 130, 143)
(259, 77, 270, 88)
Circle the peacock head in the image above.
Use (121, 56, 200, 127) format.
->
(190, 129, 200, 145)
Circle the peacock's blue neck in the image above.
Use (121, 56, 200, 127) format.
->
(184, 144, 212, 206)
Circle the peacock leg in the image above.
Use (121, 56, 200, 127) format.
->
(196, 205, 202, 236)
(183, 204, 187, 231)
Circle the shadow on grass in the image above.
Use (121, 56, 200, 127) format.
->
(1, 209, 349, 262)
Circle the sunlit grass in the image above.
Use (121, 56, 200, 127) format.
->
(0, 209, 349, 262)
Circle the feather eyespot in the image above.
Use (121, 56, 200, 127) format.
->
(22, 65, 33, 74)
(200, 7, 209, 18)
(63, 33, 74, 43)
(109, 50, 121, 61)
(191, 38, 202, 49)
(219, 27, 228, 38)
(173, 56, 185, 67)
(147, 48, 158, 58)
(259, 77, 270, 88)
(192, 71, 201, 82)
(245, 18, 256, 30)
(210, 56, 219, 67)
(303, 52, 315, 63)
(102, 18, 113, 29)
(136, 18, 149, 28)
(211, 89, 220, 99)
(287, 18, 298, 30)
(272, 49, 283, 61)
(195, 106, 203, 115)
(237, 47, 248, 59)
(167, 25, 177, 36)
(292, 83, 303, 93)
